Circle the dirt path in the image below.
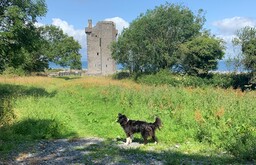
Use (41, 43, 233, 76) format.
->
(2, 138, 164, 165)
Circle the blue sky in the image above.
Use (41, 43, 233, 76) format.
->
(38, 0, 256, 61)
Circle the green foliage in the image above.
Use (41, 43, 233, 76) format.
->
(233, 26, 256, 84)
(178, 34, 225, 75)
(136, 69, 251, 89)
(39, 25, 82, 70)
(0, 0, 47, 73)
(136, 70, 180, 86)
(0, 1, 82, 74)
(112, 71, 131, 80)
(112, 3, 206, 74)
(2, 66, 27, 77)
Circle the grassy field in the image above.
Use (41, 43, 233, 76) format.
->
(0, 76, 255, 163)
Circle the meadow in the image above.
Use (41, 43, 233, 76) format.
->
(0, 76, 255, 164)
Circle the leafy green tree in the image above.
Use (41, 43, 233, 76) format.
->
(233, 27, 256, 71)
(112, 3, 205, 74)
(39, 25, 82, 70)
(0, 1, 82, 73)
(233, 26, 256, 84)
(0, 0, 47, 72)
(178, 34, 225, 75)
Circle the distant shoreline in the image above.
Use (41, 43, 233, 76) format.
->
(49, 60, 246, 73)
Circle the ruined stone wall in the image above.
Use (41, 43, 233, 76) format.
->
(85, 20, 118, 75)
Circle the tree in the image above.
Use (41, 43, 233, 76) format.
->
(233, 27, 256, 71)
(112, 3, 205, 74)
(39, 25, 82, 70)
(178, 34, 225, 75)
(233, 26, 256, 84)
(0, 0, 47, 72)
(0, 1, 82, 73)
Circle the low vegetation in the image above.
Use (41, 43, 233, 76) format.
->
(0, 76, 255, 163)
(134, 69, 252, 90)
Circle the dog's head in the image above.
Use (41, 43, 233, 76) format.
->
(117, 113, 128, 124)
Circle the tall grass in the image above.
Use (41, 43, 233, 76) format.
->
(0, 76, 255, 161)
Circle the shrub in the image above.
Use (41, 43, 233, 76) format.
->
(137, 70, 251, 89)
(136, 69, 180, 86)
(2, 67, 26, 77)
(112, 71, 131, 80)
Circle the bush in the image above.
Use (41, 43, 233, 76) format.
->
(136, 69, 180, 86)
(2, 67, 26, 77)
(136, 70, 251, 89)
(112, 71, 131, 80)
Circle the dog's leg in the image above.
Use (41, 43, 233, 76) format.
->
(152, 135, 158, 144)
(142, 134, 148, 145)
(143, 138, 148, 145)
(141, 130, 149, 145)
(129, 136, 132, 144)
(125, 137, 132, 145)
(125, 137, 129, 145)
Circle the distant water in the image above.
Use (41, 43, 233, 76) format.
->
(48, 62, 88, 69)
(217, 60, 245, 72)
(49, 61, 123, 70)
(49, 60, 245, 72)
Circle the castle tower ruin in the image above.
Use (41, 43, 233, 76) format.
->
(85, 20, 118, 75)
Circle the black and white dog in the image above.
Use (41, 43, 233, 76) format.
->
(117, 113, 162, 145)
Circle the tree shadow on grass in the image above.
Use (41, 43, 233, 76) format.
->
(0, 118, 78, 162)
(0, 83, 61, 159)
(0, 84, 57, 98)
(0, 84, 57, 123)
(84, 140, 251, 165)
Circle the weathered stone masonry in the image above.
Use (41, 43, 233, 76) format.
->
(85, 20, 118, 75)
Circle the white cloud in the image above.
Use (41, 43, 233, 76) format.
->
(51, 18, 86, 48)
(104, 17, 129, 34)
(36, 19, 86, 46)
(34, 22, 44, 27)
(212, 17, 256, 59)
(37, 17, 129, 61)
(215, 34, 236, 44)
(213, 16, 256, 35)
(215, 34, 239, 59)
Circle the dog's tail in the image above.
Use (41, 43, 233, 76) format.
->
(154, 117, 162, 130)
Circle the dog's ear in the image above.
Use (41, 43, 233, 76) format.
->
(118, 113, 122, 117)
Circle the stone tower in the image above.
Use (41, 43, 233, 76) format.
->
(85, 19, 118, 75)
